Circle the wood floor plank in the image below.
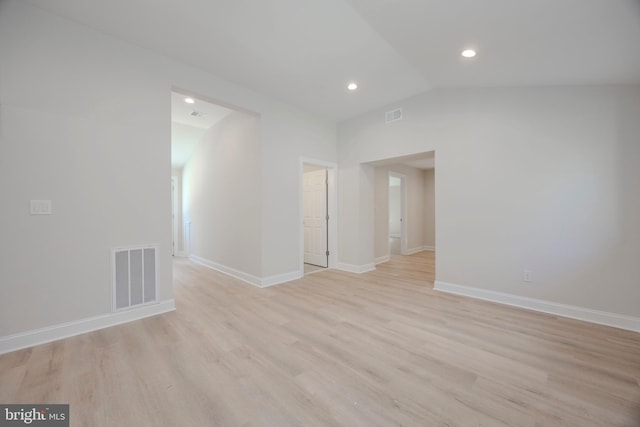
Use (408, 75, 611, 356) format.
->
(1, 250, 639, 426)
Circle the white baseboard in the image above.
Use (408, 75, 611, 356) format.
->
(404, 246, 424, 255)
(173, 251, 187, 257)
(434, 281, 640, 333)
(190, 255, 262, 287)
(337, 262, 376, 274)
(404, 246, 435, 255)
(375, 255, 390, 265)
(0, 300, 176, 355)
(377, 246, 434, 263)
(261, 270, 303, 287)
(190, 255, 301, 288)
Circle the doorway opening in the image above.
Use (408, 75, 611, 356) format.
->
(170, 87, 251, 261)
(365, 151, 436, 283)
(300, 158, 338, 276)
(171, 177, 177, 256)
(388, 172, 407, 255)
(303, 165, 328, 271)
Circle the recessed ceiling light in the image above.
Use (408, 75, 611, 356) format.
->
(184, 97, 195, 104)
(347, 82, 358, 91)
(461, 49, 476, 58)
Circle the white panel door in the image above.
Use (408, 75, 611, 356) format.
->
(303, 169, 328, 267)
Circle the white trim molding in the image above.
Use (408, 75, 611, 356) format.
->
(434, 281, 640, 333)
(191, 255, 301, 288)
(261, 270, 303, 288)
(337, 262, 376, 274)
(0, 300, 176, 355)
(404, 246, 425, 255)
(375, 255, 390, 265)
(404, 246, 435, 255)
(190, 255, 262, 287)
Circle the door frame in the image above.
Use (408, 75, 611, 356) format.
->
(388, 171, 407, 255)
(171, 176, 177, 256)
(299, 157, 338, 274)
(302, 167, 329, 268)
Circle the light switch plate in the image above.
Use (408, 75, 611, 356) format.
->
(30, 200, 52, 215)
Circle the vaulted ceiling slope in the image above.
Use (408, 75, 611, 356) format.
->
(23, 0, 640, 121)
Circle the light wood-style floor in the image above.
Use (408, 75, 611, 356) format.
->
(1, 251, 639, 426)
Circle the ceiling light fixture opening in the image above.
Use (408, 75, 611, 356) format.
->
(184, 97, 195, 104)
(347, 82, 358, 91)
(461, 49, 476, 58)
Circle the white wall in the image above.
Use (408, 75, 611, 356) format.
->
(260, 110, 336, 278)
(171, 168, 184, 256)
(374, 170, 392, 258)
(388, 184, 402, 236)
(338, 164, 375, 269)
(338, 85, 640, 318)
(182, 111, 262, 276)
(0, 1, 173, 337)
(0, 0, 336, 341)
(423, 169, 435, 249)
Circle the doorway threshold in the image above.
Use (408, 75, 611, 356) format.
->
(304, 263, 327, 276)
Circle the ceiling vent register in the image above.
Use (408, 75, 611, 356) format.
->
(385, 108, 402, 123)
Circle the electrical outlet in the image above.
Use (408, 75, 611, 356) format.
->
(30, 199, 52, 215)
(523, 270, 533, 282)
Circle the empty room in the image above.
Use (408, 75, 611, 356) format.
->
(1, 0, 639, 426)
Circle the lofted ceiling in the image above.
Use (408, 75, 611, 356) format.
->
(24, 0, 640, 121)
(170, 91, 232, 168)
(171, 92, 233, 131)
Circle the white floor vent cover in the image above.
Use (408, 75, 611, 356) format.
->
(112, 246, 157, 311)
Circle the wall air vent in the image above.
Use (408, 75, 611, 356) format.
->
(385, 108, 403, 124)
(112, 246, 157, 311)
